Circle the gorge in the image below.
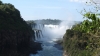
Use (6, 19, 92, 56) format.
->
(2, 0, 100, 56)
(28, 20, 74, 56)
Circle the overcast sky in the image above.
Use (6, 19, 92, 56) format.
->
(2, 0, 95, 21)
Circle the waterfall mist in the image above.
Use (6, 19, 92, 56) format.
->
(30, 20, 75, 56)
(35, 20, 74, 42)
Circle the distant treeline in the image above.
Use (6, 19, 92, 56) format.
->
(26, 19, 62, 25)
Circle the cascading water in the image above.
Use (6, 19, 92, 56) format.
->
(30, 21, 74, 56)
(32, 24, 44, 41)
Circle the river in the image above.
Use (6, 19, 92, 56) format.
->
(30, 23, 72, 56)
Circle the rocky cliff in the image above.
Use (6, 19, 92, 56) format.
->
(0, 1, 42, 56)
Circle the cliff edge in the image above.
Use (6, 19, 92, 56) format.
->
(0, 1, 42, 56)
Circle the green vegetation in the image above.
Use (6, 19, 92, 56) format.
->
(34, 19, 61, 25)
(63, 1, 100, 56)
(72, 12, 100, 34)
(0, 1, 31, 30)
(0, 1, 42, 56)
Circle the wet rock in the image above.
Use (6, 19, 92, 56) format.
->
(54, 43, 63, 50)
(30, 41, 43, 54)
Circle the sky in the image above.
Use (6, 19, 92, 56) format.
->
(1, 0, 96, 21)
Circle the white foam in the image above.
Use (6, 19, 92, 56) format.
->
(31, 21, 74, 56)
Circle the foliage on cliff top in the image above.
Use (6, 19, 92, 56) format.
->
(63, 1, 100, 56)
(72, 12, 100, 34)
(0, 1, 31, 31)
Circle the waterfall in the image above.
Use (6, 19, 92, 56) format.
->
(32, 24, 44, 41)
(34, 30, 43, 40)
(30, 21, 75, 56)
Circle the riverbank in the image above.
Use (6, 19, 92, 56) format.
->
(54, 39, 63, 50)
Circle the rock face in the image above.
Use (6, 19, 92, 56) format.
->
(0, 30, 42, 56)
(30, 41, 42, 54)
(63, 50, 68, 56)
(0, 1, 42, 56)
(0, 30, 31, 56)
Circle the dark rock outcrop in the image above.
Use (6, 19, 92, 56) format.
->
(0, 1, 42, 56)
(0, 30, 31, 56)
(54, 39, 63, 50)
(54, 43, 63, 50)
(30, 41, 42, 54)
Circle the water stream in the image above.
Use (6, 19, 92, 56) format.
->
(30, 22, 73, 56)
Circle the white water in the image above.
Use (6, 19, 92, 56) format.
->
(30, 21, 74, 56)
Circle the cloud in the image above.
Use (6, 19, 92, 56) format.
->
(70, 0, 89, 3)
(92, 0, 100, 4)
(70, 0, 100, 3)
(70, 0, 79, 2)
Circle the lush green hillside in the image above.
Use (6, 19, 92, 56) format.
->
(0, 1, 42, 56)
(63, 11, 100, 56)
(0, 1, 31, 30)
